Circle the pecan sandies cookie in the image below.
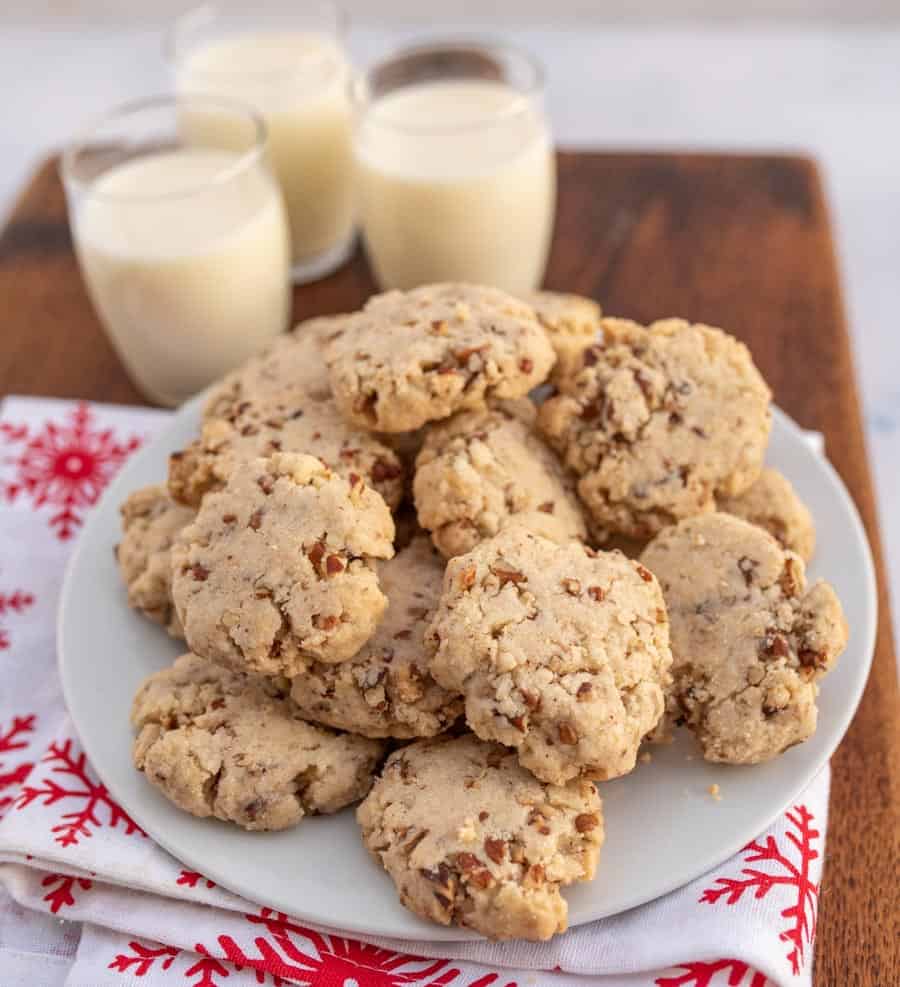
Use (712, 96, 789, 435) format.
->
(171, 453, 394, 677)
(133, 653, 385, 831)
(203, 314, 351, 418)
(357, 734, 603, 940)
(168, 393, 404, 511)
(413, 401, 587, 559)
(538, 318, 772, 539)
(717, 467, 816, 562)
(641, 513, 847, 763)
(117, 485, 195, 637)
(426, 526, 672, 785)
(524, 290, 602, 387)
(324, 283, 555, 433)
(289, 536, 463, 739)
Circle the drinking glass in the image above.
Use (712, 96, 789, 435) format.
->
(168, 2, 355, 283)
(62, 95, 291, 408)
(353, 40, 556, 295)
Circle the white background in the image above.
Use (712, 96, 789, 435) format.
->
(1, 10, 898, 645)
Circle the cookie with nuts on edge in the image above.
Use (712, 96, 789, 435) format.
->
(524, 290, 602, 388)
(538, 317, 772, 539)
(133, 653, 385, 831)
(171, 452, 394, 678)
(357, 733, 603, 940)
(289, 535, 463, 739)
(117, 484, 195, 638)
(640, 512, 847, 764)
(716, 467, 816, 562)
(168, 392, 405, 512)
(426, 525, 672, 785)
(413, 400, 588, 559)
(324, 283, 555, 433)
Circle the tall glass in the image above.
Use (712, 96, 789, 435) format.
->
(167, 2, 355, 283)
(353, 40, 556, 295)
(62, 95, 291, 408)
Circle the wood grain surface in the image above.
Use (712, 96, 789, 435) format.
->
(1, 152, 897, 983)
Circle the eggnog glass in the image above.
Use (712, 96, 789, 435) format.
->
(168, 2, 355, 283)
(353, 41, 556, 295)
(62, 95, 291, 408)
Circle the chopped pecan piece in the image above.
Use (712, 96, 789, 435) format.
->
(325, 554, 345, 575)
(574, 812, 599, 833)
(484, 838, 506, 863)
(491, 566, 527, 587)
(558, 723, 579, 745)
(587, 585, 605, 602)
(191, 563, 210, 581)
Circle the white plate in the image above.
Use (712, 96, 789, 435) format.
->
(58, 399, 877, 941)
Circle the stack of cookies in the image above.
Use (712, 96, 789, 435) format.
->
(116, 282, 848, 942)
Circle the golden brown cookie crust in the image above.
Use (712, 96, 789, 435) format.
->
(325, 283, 556, 433)
(357, 734, 603, 940)
(641, 512, 847, 764)
(426, 527, 672, 785)
(538, 318, 772, 539)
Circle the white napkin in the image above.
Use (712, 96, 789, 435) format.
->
(0, 396, 828, 987)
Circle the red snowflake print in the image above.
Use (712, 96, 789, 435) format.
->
(0, 713, 36, 818)
(699, 804, 820, 975)
(657, 959, 768, 987)
(0, 586, 34, 650)
(212, 910, 459, 987)
(178, 869, 217, 890)
(1, 403, 142, 540)
(110, 941, 180, 977)
(15, 737, 146, 847)
(40, 872, 94, 914)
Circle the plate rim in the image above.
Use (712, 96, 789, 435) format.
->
(56, 401, 878, 941)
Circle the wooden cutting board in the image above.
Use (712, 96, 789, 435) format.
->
(0, 152, 897, 984)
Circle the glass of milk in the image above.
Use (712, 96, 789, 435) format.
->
(62, 95, 291, 408)
(353, 41, 556, 295)
(168, 2, 355, 283)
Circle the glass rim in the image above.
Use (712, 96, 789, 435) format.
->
(352, 37, 545, 137)
(164, 1, 349, 82)
(61, 94, 270, 205)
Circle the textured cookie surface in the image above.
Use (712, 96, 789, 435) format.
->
(289, 536, 463, 738)
(325, 283, 555, 433)
(525, 290, 602, 386)
(426, 527, 672, 785)
(357, 734, 603, 940)
(538, 318, 772, 539)
(171, 453, 394, 677)
(132, 653, 385, 831)
(203, 314, 350, 418)
(117, 485, 195, 637)
(414, 402, 587, 558)
(168, 392, 404, 511)
(640, 512, 847, 763)
(717, 467, 816, 562)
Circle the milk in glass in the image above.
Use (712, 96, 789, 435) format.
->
(176, 33, 354, 276)
(356, 79, 555, 294)
(72, 149, 290, 407)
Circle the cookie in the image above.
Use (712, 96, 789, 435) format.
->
(640, 512, 847, 763)
(132, 653, 385, 830)
(717, 467, 815, 561)
(203, 314, 350, 418)
(357, 734, 603, 940)
(168, 392, 405, 511)
(324, 283, 555, 433)
(414, 402, 587, 558)
(538, 318, 772, 539)
(524, 291, 601, 386)
(117, 485, 195, 637)
(171, 453, 395, 677)
(289, 536, 463, 738)
(426, 526, 672, 785)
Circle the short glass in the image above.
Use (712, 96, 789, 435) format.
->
(353, 40, 556, 296)
(62, 95, 291, 408)
(167, 2, 355, 283)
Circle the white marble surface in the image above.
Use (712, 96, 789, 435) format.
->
(1, 19, 898, 644)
